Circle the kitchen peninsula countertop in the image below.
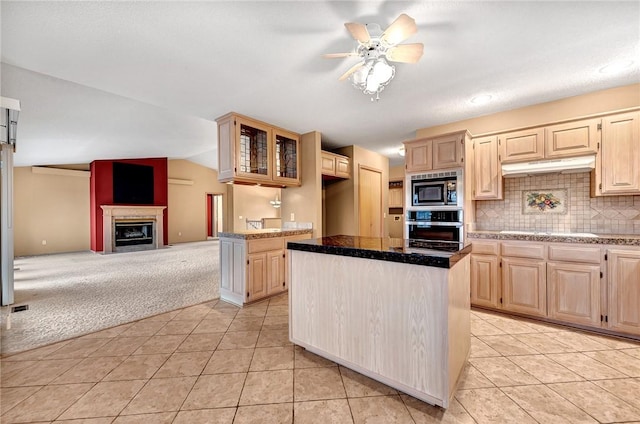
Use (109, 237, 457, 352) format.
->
(468, 230, 640, 246)
(286, 235, 471, 269)
(219, 229, 313, 240)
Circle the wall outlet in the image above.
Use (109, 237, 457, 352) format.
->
(290, 213, 295, 221)
(239, 215, 243, 220)
(41, 240, 47, 246)
(178, 232, 182, 236)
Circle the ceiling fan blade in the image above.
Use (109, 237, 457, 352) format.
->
(323, 52, 358, 59)
(386, 43, 424, 63)
(344, 22, 370, 43)
(381, 13, 417, 45)
(339, 62, 365, 81)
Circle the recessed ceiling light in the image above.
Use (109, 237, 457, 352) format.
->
(470, 94, 493, 105)
(599, 60, 634, 74)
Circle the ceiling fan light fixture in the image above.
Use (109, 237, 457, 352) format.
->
(326, 13, 421, 102)
(351, 58, 396, 101)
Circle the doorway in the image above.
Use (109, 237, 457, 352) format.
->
(206, 194, 224, 239)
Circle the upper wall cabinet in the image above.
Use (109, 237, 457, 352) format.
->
(321, 151, 350, 179)
(499, 128, 544, 163)
(596, 111, 640, 195)
(405, 131, 467, 173)
(499, 118, 600, 164)
(216, 113, 301, 187)
(405, 139, 432, 172)
(472, 135, 502, 200)
(545, 118, 600, 158)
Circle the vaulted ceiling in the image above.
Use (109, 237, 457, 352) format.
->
(1, 1, 638, 169)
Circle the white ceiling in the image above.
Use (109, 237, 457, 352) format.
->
(1, 1, 639, 169)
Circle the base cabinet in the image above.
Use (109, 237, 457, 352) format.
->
(220, 232, 312, 306)
(470, 254, 500, 308)
(608, 249, 640, 335)
(248, 253, 269, 300)
(547, 262, 600, 327)
(502, 257, 547, 317)
(470, 239, 640, 338)
(266, 250, 285, 295)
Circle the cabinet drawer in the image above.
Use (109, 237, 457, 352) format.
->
(548, 244, 601, 264)
(248, 238, 284, 253)
(472, 241, 500, 255)
(501, 242, 545, 259)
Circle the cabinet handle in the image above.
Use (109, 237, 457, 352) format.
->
(247, 292, 250, 298)
(283, 253, 285, 258)
(282, 282, 285, 287)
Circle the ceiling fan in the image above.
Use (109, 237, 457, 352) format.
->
(324, 13, 424, 101)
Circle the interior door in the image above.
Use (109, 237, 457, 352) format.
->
(358, 166, 382, 237)
(206, 194, 213, 238)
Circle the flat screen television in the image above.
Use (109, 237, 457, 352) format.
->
(113, 162, 154, 205)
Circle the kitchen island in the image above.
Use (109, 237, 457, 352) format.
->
(219, 229, 312, 306)
(287, 235, 471, 408)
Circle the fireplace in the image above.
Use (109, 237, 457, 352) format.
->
(114, 221, 154, 249)
(101, 205, 166, 253)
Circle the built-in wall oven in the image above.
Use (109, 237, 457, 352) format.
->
(406, 209, 463, 251)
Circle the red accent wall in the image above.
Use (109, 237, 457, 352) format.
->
(90, 158, 168, 252)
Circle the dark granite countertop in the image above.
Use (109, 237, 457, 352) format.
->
(287, 235, 471, 269)
(219, 229, 313, 240)
(468, 230, 640, 246)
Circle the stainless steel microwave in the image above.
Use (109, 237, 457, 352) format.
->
(410, 170, 460, 206)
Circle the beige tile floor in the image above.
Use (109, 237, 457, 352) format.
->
(2, 294, 640, 423)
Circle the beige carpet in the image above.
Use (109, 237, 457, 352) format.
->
(0, 240, 219, 355)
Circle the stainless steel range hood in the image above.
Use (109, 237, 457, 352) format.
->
(501, 155, 596, 178)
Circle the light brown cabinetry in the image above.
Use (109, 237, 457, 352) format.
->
(248, 252, 269, 299)
(545, 118, 600, 158)
(266, 250, 285, 295)
(220, 232, 312, 306)
(499, 119, 599, 163)
(547, 244, 602, 329)
(405, 139, 432, 172)
(470, 239, 640, 338)
(404, 131, 467, 173)
(499, 128, 544, 163)
(321, 151, 350, 179)
(607, 249, 640, 335)
(547, 262, 600, 327)
(502, 257, 547, 317)
(472, 135, 502, 200)
(389, 186, 403, 208)
(247, 237, 285, 301)
(216, 113, 301, 187)
(470, 241, 500, 308)
(597, 111, 640, 195)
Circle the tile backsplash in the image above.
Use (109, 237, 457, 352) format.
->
(475, 172, 640, 234)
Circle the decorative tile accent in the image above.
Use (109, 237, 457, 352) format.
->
(476, 172, 640, 234)
(522, 189, 567, 214)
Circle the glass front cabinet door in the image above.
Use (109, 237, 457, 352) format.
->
(236, 118, 272, 181)
(273, 129, 300, 185)
(216, 113, 301, 186)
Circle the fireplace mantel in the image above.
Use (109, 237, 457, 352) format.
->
(101, 205, 166, 253)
